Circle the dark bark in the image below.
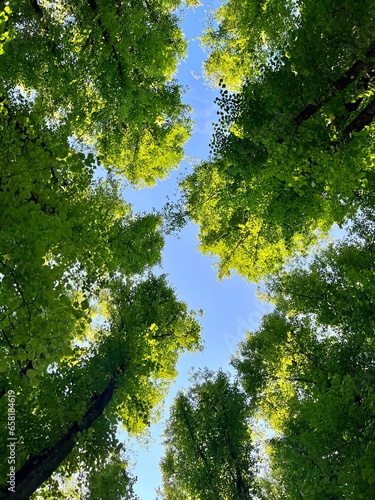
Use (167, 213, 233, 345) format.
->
(294, 45, 375, 126)
(220, 402, 253, 500)
(235, 470, 248, 500)
(0, 379, 116, 500)
(344, 97, 364, 113)
(344, 97, 375, 136)
(30, 0, 44, 20)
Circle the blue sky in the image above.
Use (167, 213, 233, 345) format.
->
(122, 3, 272, 497)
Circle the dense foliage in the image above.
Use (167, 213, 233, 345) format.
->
(161, 210, 375, 499)
(159, 2, 375, 498)
(2, 0, 192, 186)
(0, 273, 201, 499)
(183, 0, 375, 281)
(234, 209, 375, 498)
(2, 0, 375, 497)
(159, 370, 258, 499)
(0, 1, 201, 498)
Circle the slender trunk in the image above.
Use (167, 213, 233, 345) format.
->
(220, 403, 253, 500)
(0, 380, 116, 500)
(235, 469, 248, 500)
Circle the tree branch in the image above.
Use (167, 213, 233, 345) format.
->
(343, 97, 375, 136)
(30, 0, 44, 20)
(294, 45, 375, 126)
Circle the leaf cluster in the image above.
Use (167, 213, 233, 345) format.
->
(183, 0, 375, 281)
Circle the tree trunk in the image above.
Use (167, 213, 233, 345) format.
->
(0, 380, 116, 500)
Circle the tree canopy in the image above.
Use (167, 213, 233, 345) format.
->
(1, 0, 192, 186)
(233, 209, 375, 498)
(165, 2, 375, 497)
(2, 0, 375, 497)
(0, 1, 202, 497)
(159, 370, 258, 499)
(182, 0, 375, 281)
(1, 273, 201, 499)
(161, 208, 375, 499)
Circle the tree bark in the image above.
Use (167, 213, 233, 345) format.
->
(0, 379, 116, 500)
(30, 0, 44, 20)
(344, 97, 375, 136)
(294, 45, 375, 125)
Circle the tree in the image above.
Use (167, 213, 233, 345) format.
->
(159, 370, 258, 500)
(0, 0, 195, 386)
(182, 0, 375, 281)
(237, 312, 375, 499)
(0, 274, 201, 499)
(33, 451, 140, 500)
(0, 98, 164, 384)
(203, 0, 375, 91)
(0, 1, 201, 496)
(1, 0, 192, 186)
(233, 209, 375, 498)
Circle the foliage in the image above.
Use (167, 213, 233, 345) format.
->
(0, 274, 201, 499)
(159, 370, 258, 499)
(203, 0, 375, 91)
(183, 0, 375, 281)
(33, 452, 139, 500)
(1, 0, 192, 186)
(233, 210, 375, 498)
(0, 0, 201, 497)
